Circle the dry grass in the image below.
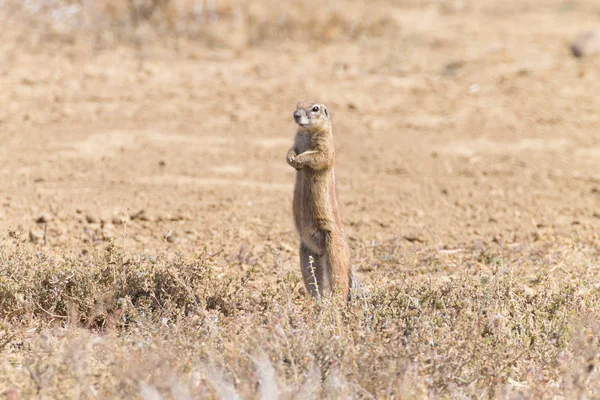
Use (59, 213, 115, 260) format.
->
(0, 0, 400, 50)
(2, 232, 600, 398)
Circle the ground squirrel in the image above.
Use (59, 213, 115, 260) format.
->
(286, 102, 353, 300)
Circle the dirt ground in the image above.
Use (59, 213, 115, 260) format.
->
(2, 0, 599, 280)
(1, 0, 600, 397)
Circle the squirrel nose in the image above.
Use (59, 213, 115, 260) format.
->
(293, 110, 302, 119)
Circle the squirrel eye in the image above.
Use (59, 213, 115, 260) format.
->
(311, 105, 320, 112)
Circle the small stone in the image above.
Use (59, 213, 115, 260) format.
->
(164, 230, 177, 243)
(403, 231, 426, 243)
(82, 226, 98, 240)
(111, 214, 128, 225)
(156, 212, 172, 222)
(593, 212, 600, 219)
(522, 286, 536, 297)
(158, 160, 167, 167)
(571, 31, 600, 58)
(278, 242, 294, 252)
(130, 209, 147, 221)
(102, 224, 115, 240)
(157, 212, 185, 222)
(29, 228, 44, 243)
(36, 213, 53, 223)
(175, 213, 190, 221)
(185, 229, 198, 238)
(85, 214, 98, 223)
(443, 60, 465, 75)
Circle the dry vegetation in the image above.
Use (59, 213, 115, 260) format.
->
(1, 0, 600, 398)
(0, 0, 399, 49)
(3, 233, 600, 398)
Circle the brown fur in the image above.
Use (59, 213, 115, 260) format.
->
(286, 102, 352, 300)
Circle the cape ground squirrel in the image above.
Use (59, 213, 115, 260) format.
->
(286, 102, 353, 299)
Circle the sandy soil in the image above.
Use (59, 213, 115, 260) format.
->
(1, 0, 599, 286)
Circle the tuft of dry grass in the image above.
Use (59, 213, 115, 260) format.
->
(2, 234, 600, 398)
(0, 0, 401, 50)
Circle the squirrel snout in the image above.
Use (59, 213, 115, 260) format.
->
(294, 110, 308, 126)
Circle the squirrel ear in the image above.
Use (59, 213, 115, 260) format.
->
(323, 107, 329, 117)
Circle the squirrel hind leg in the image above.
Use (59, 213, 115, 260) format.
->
(300, 242, 326, 298)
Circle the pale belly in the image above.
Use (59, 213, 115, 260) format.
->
(293, 170, 333, 253)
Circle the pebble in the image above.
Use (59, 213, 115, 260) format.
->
(278, 242, 294, 252)
(36, 213, 53, 223)
(156, 212, 188, 222)
(165, 230, 178, 243)
(156, 212, 173, 222)
(571, 31, 600, 58)
(111, 214, 128, 225)
(403, 231, 427, 243)
(130, 209, 151, 221)
(102, 224, 115, 240)
(29, 228, 44, 243)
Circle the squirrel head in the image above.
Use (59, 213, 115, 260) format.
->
(293, 102, 331, 132)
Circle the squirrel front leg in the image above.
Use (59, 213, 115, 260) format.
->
(286, 148, 302, 170)
(293, 150, 331, 171)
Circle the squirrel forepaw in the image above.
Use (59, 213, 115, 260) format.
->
(287, 151, 302, 169)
